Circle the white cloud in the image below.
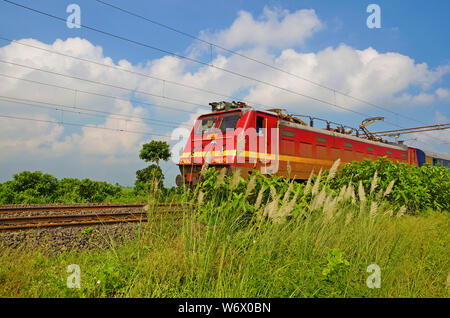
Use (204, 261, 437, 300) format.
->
(199, 6, 323, 50)
(1, 7, 449, 185)
(435, 88, 450, 101)
(240, 44, 450, 111)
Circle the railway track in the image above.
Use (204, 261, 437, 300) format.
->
(0, 203, 186, 231)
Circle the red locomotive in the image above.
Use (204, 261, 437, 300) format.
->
(176, 101, 448, 186)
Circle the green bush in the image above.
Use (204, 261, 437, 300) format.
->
(325, 158, 450, 212)
(135, 164, 164, 192)
(0, 171, 123, 204)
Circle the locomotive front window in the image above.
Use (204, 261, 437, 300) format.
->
(195, 116, 218, 135)
(219, 113, 241, 133)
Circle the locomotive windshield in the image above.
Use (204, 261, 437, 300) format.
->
(218, 113, 240, 133)
(195, 115, 218, 135)
(194, 111, 241, 135)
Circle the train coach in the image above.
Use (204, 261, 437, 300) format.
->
(176, 101, 449, 186)
(423, 150, 450, 168)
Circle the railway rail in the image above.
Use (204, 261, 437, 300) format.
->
(0, 203, 186, 231)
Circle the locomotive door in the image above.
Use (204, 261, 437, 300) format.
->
(408, 148, 418, 166)
(256, 113, 278, 174)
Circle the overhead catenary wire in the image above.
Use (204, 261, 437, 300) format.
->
(374, 126, 450, 137)
(0, 95, 192, 129)
(0, 36, 271, 110)
(1, 0, 448, 146)
(372, 124, 450, 135)
(0, 59, 207, 109)
(94, 0, 435, 127)
(0, 60, 373, 134)
(0, 0, 378, 118)
(1, 61, 448, 145)
(0, 72, 200, 115)
(0, 113, 171, 139)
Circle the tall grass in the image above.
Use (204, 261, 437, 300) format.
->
(0, 161, 448, 298)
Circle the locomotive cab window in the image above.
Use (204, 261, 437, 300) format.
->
(256, 116, 264, 134)
(218, 112, 241, 134)
(195, 115, 218, 135)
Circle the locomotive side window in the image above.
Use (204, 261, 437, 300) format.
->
(316, 136, 327, 144)
(344, 142, 353, 148)
(367, 146, 374, 152)
(281, 129, 295, 138)
(386, 150, 392, 155)
(256, 116, 264, 134)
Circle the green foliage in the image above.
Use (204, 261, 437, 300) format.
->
(136, 140, 171, 194)
(135, 165, 164, 192)
(139, 141, 171, 165)
(0, 171, 122, 204)
(0, 160, 449, 298)
(81, 227, 94, 235)
(325, 158, 450, 212)
(197, 168, 303, 209)
(11, 171, 58, 197)
(1, 194, 448, 298)
(322, 249, 350, 278)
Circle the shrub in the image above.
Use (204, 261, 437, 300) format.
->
(325, 158, 450, 212)
(0, 171, 123, 204)
(135, 165, 164, 192)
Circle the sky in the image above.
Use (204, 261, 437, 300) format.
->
(0, 0, 449, 187)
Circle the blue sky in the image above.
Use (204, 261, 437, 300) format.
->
(2, 0, 449, 66)
(0, 0, 449, 186)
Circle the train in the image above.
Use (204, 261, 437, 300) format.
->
(176, 101, 450, 186)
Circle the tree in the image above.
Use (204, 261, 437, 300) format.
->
(12, 171, 58, 197)
(135, 165, 164, 191)
(136, 141, 171, 191)
(139, 141, 171, 166)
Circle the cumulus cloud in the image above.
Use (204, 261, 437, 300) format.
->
(199, 7, 323, 50)
(435, 88, 450, 101)
(241, 45, 450, 111)
(1, 6, 449, 185)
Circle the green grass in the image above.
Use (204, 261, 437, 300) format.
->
(0, 161, 448, 298)
(0, 194, 448, 297)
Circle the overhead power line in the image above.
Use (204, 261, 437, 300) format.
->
(373, 124, 450, 137)
(94, 0, 433, 127)
(1, 60, 448, 145)
(0, 72, 199, 115)
(372, 124, 450, 135)
(0, 59, 207, 109)
(0, 0, 376, 118)
(0, 58, 375, 134)
(1, 0, 448, 146)
(0, 36, 271, 110)
(0, 113, 170, 139)
(0, 95, 192, 129)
